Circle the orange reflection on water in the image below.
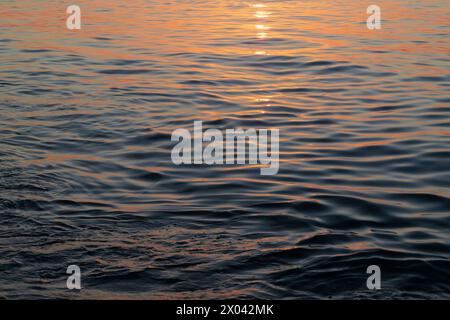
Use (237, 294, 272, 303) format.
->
(2, 0, 450, 206)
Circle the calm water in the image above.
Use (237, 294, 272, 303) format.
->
(1, 0, 449, 299)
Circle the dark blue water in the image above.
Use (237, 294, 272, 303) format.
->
(0, 0, 449, 299)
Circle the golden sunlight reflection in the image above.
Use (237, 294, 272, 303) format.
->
(257, 32, 268, 39)
(251, 3, 274, 107)
(256, 24, 271, 30)
(255, 11, 270, 18)
(253, 3, 271, 55)
(255, 50, 267, 55)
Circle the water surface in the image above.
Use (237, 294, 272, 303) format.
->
(1, 0, 449, 299)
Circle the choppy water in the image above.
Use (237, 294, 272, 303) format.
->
(1, 0, 450, 299)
